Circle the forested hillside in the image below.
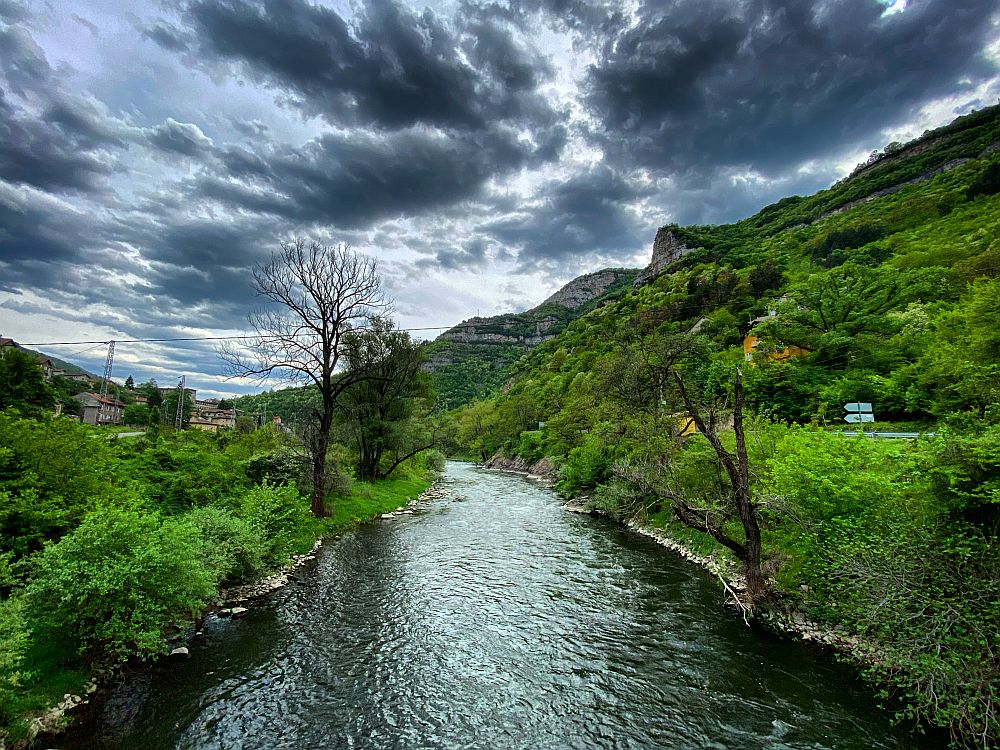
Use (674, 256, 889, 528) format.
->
(451, 105, 1000, 748)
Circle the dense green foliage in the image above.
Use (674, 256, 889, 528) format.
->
(0, 405, 437, 739)
(0, 349, 54, 417)
(339, 321, 439, 480)
(232, 386, 321, 428)
(450, 105, 1000, 747)
(25, 508, 217, 662)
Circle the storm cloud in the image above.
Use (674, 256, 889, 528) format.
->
(584, 0, 999, 175)
(0, 0, 998, 394)
(181, 0, 560, 134)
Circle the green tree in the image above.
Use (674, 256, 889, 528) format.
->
(756, 263, 937, 363)
(909, 277, 1000, 419)
(0, 348, 54, 415)
(121, 403, 149, 426)
(162, 388, 194, 426)
(0, 414, 117, 558)
(339, 319, 438, 480)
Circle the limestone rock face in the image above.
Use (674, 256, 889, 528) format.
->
(633, 227, 692, 287)
(539, 269, 633, 309)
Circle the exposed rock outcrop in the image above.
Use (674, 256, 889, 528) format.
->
(633, 227, 693, 287)
(482, 454, 557, 484)
(538, 268, 635, 309)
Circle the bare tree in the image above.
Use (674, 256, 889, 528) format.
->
(671, 367, 766, 605)
(611, 329, 767, 608)
(221, 239, 387, 516)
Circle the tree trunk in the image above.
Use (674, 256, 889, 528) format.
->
(310, 434, 329, 516)
(672, 367, 766, 608)
(310, 403, 334, 517)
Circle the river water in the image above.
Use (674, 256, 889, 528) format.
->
(66, 462, 932, 750)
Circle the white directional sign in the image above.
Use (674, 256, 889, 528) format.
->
(844, 402, 875, 424)
(844, 413, 876, 423)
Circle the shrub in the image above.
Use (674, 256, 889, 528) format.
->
(422, 449, 446, 473)
(183, 506, 266, 586)
(558, 429, 620, 495)
(24, 507, 215, 662)
(243, 448, 305, 488)
(239, 483, 311, 568)
(0, 597, 28, 724)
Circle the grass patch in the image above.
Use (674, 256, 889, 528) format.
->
(646, 508, 736, 562)
(321, 475, 434, 536)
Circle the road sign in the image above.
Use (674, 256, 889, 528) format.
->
(843, 402, 873, 412)
(844, 413, 875, 423)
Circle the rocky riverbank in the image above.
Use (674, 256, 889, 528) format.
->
(481, 454, 557, 485)
(483, 458, 872, 658)
(561, 498, 874, 661)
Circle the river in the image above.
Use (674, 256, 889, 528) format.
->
(64, 462, 932, 749)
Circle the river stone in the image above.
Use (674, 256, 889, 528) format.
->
(169, 647, 190, 658)
(231, 607, 249, 618)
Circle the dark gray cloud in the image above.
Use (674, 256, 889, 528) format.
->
(417, 236, 493, 270)
(0, 0, 28, 22)
(142, 22, 190, 51)
(182, 0, 559, 134)
(484, 165, 651, 269)
(0, 25, 52, 96)
(71, 13, 100, 35)
(0, 97, 116, 192)
(584, 0, 999, 175)
(0, 27, 124, 193)
(199, 124, 563, 226)
(0, 187, 95, 268)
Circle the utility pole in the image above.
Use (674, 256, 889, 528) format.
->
(99, 340, 115, 400)
(174, 375, 186, 430)
(98, 340, 116, 425)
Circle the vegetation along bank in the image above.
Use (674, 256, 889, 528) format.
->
(448, 105, 1000, 749)
(0, 349, 442, 747)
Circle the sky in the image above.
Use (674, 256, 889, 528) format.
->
(0, 0, 998, 397)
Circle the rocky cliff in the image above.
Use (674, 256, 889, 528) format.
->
(435, 267, 636, 348)
(633, 227, 693, 287)
(538, 268, 636, 309)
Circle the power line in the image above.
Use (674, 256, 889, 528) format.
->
(17, 323, 537, 348)
(35, 326, 452, 347)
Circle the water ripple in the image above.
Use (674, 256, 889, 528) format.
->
(70, 463, 934, 750)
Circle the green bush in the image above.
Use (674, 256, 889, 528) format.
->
(183, 506, 266, 586)
(422, 449, 446, 473)
(516, 430, 545, 464)
(243, 448, 305, 488)
(24, 507, 215, 662)
(558, 428, 620, 494)
(239, 483, 311, 568)
(0, 597, 28, 724)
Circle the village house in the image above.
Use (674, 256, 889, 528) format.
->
(73, 392, 125, 426)
(188, 398, 237, 432)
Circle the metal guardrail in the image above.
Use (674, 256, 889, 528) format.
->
(838, 431, 937, 439)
